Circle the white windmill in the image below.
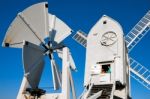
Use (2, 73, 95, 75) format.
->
(2, 2, 77, 99)
(72, 11, 150, 98)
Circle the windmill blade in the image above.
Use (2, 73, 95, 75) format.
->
(129, 57, 150, 90)
(124, 10, 150, 90)
(23, 41, 45, 89)
(49, 14, 72, 44)
(68, 68, 76, 99)
(2, 2, 49, 48)
(50, 55, 62, 90)
(72, 30, 87, 48)
(125, 10, 150, 52)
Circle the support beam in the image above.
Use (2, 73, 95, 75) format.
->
(17, 76, 30, 99)
(62, 47, 70, 99)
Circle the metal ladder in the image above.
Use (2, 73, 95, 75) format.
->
(125, 10, 150, 52)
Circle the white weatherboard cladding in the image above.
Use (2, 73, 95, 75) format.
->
(49, 14, 72, 43)
(2, 2, 49, 48)
(84, 15, 125, 86)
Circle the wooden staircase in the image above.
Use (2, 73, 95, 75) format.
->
(90, 84, 113, 99)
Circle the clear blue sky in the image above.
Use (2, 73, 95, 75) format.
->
(0, 0, 150, 99)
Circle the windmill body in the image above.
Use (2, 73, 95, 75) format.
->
(72, 10, 150, 99)
(84, 16, 127, 86)
(74, 16, 131, 99)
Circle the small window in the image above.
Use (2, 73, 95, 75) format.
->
(101, 64, 111, 73)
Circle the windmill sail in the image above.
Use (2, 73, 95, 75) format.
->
(23, 41, 45, 88)
(124, 10, 150, 90)
(49, 15, 72, 44)
(2, 2, 49, 48)
(129, 58, 150, 90)
(125, 10, 150, 52)
(72, 30, 87, 47)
